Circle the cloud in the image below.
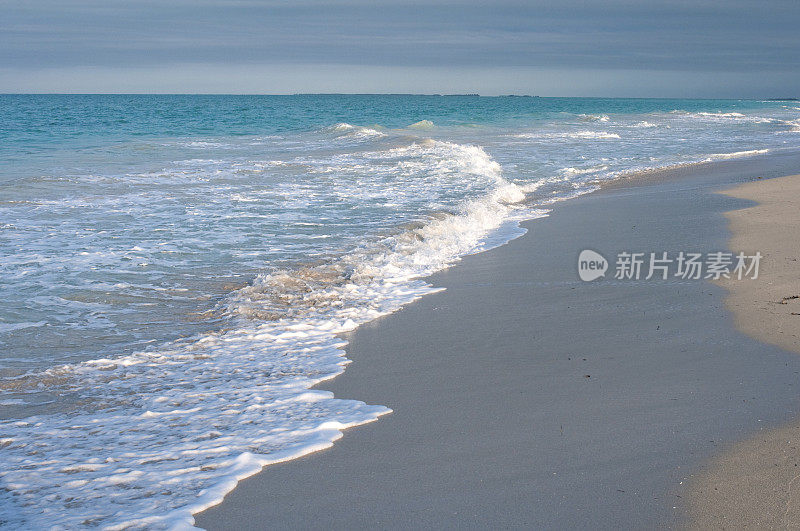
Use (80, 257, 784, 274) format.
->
(1, 0, 798, 93)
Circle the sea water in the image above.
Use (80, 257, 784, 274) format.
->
(1, 95, 799, 528)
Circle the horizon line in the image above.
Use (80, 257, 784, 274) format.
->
(0, 93, 796, 100)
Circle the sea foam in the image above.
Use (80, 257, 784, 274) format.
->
(0, 136, 545, 529)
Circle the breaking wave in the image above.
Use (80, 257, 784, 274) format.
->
(703, 148, 770, 161)
(0, 137, 545, 529)
(408, 119, 435, 129)
(514, 131, 621, 140)
(325, 122, 387, 139)
(577, 113, 610, 122)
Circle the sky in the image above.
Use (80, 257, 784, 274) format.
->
(1, 0, 799, 96)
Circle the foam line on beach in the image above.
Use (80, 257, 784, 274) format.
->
(0, 138, 548, 529)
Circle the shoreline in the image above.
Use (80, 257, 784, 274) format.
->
(688, 173, 800, 528)
(196, 152, 800, 528)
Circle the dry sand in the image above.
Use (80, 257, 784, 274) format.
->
(689, 174, 800, 529)
(721, 174, 800, 354)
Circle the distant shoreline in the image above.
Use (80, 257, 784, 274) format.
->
(0, 93, 790, 99)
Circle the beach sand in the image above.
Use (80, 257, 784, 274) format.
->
(688, 174, 800, 529)
(720, 174, 800, 354)
(196, 153, 800, 530)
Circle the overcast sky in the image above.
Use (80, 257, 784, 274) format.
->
(1, 0, 799, 96)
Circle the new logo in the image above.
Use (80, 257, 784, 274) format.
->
(578, 250, 608, 281)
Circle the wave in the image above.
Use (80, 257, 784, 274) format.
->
(702, 148, 769, 161)
(776, 119, 800, 133)
(514, 131, 620, 140)
(560, 165, 610, 176)
(605, 148, 774, 183)
(0, 138, 546, 529)
(324, 122, 387, 139)
(577, 113, 610, 122)
(694, 111, 746, 118)
(669, 110, 747, 119)
(668, 110, 777, 124)
(0, 321, 47, 335)
(408, 119, 435, 129)
(227, 141, 533, 322)
(564, 131, 619, 139)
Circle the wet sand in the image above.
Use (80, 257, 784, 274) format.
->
(688, 173, 800, 529)
(196, 152, 800, 529)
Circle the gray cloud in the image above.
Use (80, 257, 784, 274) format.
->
(1, 0, 798, 94)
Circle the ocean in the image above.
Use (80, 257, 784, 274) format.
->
(1, 94, 799, 528)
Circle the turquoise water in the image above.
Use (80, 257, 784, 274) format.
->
(1, 95, 799, 528)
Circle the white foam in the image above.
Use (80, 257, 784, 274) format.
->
(695, 111, 746, 118)
(325, 122, 387, 139)
(670, 110, 775, 124)
(560, 165, 610, 176)
(0, 321, 46, 334)
(578, 113, 610, 122)
(0, 138, 548, 530)
(564, 131, 620, 140)
(605, 148, 774, 183)
(514, 131, 620, 140)
(781, 119, 800, 132)
(703, 148, 770, 161)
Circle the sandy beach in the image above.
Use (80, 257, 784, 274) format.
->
(195, 152, 800, 529)
(689, 173, 800, 528)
